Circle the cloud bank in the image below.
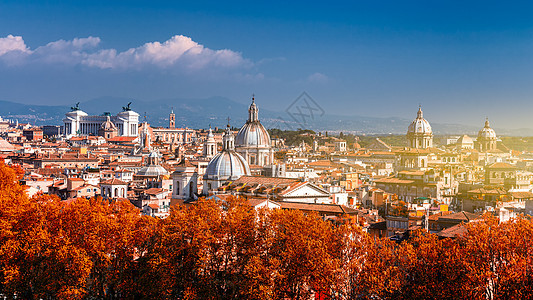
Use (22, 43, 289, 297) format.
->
(0, 35, 251, 70)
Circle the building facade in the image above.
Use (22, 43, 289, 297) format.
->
(63, 104, 139, 138)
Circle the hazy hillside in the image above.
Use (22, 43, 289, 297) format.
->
(1, 97, 531, 136)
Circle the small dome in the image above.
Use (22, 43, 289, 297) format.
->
(457, 135, 473, 144)
(205, 150, 250, 180)
(136, 165, 169, 177)
(100, 116, 117, 131)
(205, 122, 250, 180)
(407, 106, 432, 135)
(478, 119, 497, 139)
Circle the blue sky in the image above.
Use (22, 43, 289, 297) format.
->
(0, 0, 532, 128)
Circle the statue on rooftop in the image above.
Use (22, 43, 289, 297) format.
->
(122, 102, 132, 111)
(70, 102, 80, 111)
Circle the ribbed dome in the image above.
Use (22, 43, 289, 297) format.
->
(205, 121, 250, 180)
(205, 150, 251, 180)
(136, 165, 169, 177)
(478, 119, 497, 139)
(235, 122, 271, 148)
(407, 106, 432, 135)
(235, 96, 271, 148)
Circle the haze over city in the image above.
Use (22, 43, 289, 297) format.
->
(1, 0, 532, 129)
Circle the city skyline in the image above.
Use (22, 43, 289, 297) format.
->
(0, 0, 532, 129)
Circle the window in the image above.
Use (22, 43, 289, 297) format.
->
(87, 188, 91, 192)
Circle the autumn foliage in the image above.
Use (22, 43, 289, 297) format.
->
(1, 162, 533, 299)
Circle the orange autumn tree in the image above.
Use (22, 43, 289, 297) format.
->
(138, 196, 277, 299)
(4, 162, 533, 299)
(336, 221, 403, 299)
(0, 162, 156, 299)
(267, 208, 342, 300)
(460, 214, 533, 299)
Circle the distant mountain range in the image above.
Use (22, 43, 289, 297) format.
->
(1, 97, 532, 136)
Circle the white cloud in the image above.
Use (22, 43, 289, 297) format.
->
(0, 34, 251, 71)
(307, 72, 328, 83)
(0, 35, 31, 56)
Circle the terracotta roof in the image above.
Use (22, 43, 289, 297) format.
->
(144, 188, 164, 195)
(439, 211, 480, 222)
(231, 175, 298, 186)
(511, 191, 533, 199)
(278, 201, 357, 214)
(437, 223, 467, 239)
(374, 177, 415, 184)
(108, 136, 138, 142)
(247, 198, 280, 207)
(398, 170, 425, 176)
(100, 178, 128, 185)
(71, 184, 99, 191)
(467, 188, 507, 195)
(487, 162, 516, 169)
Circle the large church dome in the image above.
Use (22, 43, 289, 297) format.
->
(235, 97, 271, 148)
(407, 106, 432, 135)
(235, 122, 271, 148)
(478, 119, 497, 139)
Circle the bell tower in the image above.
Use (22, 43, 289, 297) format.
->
(169, 107, 175, 129)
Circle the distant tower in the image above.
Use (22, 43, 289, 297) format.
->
(203, 126, 217, 159)
(169, 108, 175, 129)
(407, 105, 433, 149)
(141, 121, 151, 151)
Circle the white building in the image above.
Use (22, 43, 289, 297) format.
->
(63, 103, 139, 138)
(100, 178, 128, 199)
(172, 160, 198, 201)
